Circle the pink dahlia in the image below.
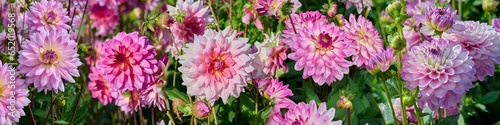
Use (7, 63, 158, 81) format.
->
(98, 32, 159, 92)
(250, 32, 288, 80)
(18, 28, 82, 93)
(88, 67, 115, 105)
(341, 0, 373, 14)
(90, 4, 119, 36)
(391, 98, 418, 123)
(0, 31, 6, 53)
(243, 5, 264, 29)
(283, 11, 328, 45)
(168, 0, 212, 56)
(142, 0, 160, 11)
(344, 14, 384, 68)
(257, 78, 295, 125)
(178, 27, 254, 103)
(442, 21, 500, 81)
(0, 61, 31, 125)
(283, 100, 342, 125)
(26, 0, 71, 31)
(494, 18, 500, 32)
(84, 41, 104, 66)
(414, 6, 463, 36)
(403, 26, 425, 50)
(288, 21, 353, 85)
(366, 47, 395, 75)
(113, 90, 141, 114)
(140, 77, 168, 111)
(402, 39, 475, 110)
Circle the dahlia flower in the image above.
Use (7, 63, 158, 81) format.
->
(114, 90, 142, 114)
(0, 61, 31, 125)
(344, 14, 384, 68)
(442, 21, 500, 81)
(403, 26, 424, 50)
(366, 47, 395, 75)
(414, 6, 463, 36)
(288, 22, 353, 85)
(257, 78, 295, 125)
(245, 0, 301, 28)
(178, 27, 254, 103)
(18, 28, 82, 93)
(88, 67, 115, 105)
(90, 4, 119, 36)
(84, 41, 104, 66)
(250, 32, 288, 80)
(168, 0, 212, 56)
(142, 0, 160, 11)
(402, 39, 475, 110)
(283, 11, 328, 44)
(283, 100, 342, 125)
(341, 0, 373, 14)
(0, 31, 6, 53)
(26, 0, 71, 31)
(243, 6, 264, 29)
(140, 77, 168, 111)
(493, 18, 500, 32)
(192, 100, 211, 119)
(98, 32, 158, 92)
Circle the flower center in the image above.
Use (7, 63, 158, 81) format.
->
(45, 11, 57, 24)
(41, 50, 58, 64)
(114, 53, 129, 64)
(429, 48, 442, 57)
(317, 32, 334, 49)
(212, 59, 225, 71)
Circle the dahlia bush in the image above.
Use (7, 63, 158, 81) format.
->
(2, 0, 500, 124)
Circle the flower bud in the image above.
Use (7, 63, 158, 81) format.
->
(334, 14, 346, 27)
(192, 100, 211, 119)
(380, 10, 394, 24)
(386, 1, 403, 19)
(280, 1, 295, 17)
(129, 8, 142, 20)
(157, 13, 174, 29)
(337, 96, 352, 109)
(390, 35, 406, 52)
(327, 3, 338, 17)
(57, 97, 66, 107)
(483, 0, 498, 12)
(402, 96, 415, 107)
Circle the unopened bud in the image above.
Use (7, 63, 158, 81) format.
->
(402, 96, 415, 107)
(327, 3, 338, 17)
(386, 1, 403, 19)
(334, 14, 346, 27)
(390, 35, 406, 52)
(337, 96, 352, 109)
(57, 97, 66, 107)
(192, 101, 211, 119)
(483, 0, 498, 12)
(129, 8, 142, 20)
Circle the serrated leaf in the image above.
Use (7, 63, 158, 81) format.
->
(165, 88, 190, 103)
(479, 91, 500, 104)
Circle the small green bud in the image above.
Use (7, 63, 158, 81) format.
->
(280, 1, 295, 17)
(386, 1, 403, 19)
(390, 35, 406, 52)
(402, 96, 415, 107)
(337, 96, 353, 109)
(9, 0, 16, 3)
(129, 8, 142, 20)
(334, 14, 345, 27)
(483, 0, 498, 12)
(411, 87, 419, 99)
(57, 97, 66, 107)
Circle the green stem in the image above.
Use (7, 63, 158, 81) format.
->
(347, 108, 352, 125)
(437, 108, 442, 124)
(379, 77, 398, 124)
(452, 0, 456, 10)
(167, 111, 176, 125)
(458, 0, 462, 19)
(213, 107, 219, 125)
(396, 51, 408, 125)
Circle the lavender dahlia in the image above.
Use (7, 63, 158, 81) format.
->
(283, 100, 342, 125)
(414, 6, 462, 36)
(178, 27, 254, 103)
(442, 21, 500, 81)
(0, 61, 30, 125)
(493, 18, 500, 32)
(366, 47, 395, 75)
(344, 14, 384, 68)
(26, 0, 71, 31)
(341, 0, 374, 14)
(18, 28, 82, 93)
(402, 39, 475, 110)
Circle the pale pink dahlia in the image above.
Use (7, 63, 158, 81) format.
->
(113, 90, 141, 114)
(341, 0, 373, 14)
(98, 32, 159, 92)
(366, 47, 395, 75)
(0, 61, 31, 125)
(18, 28, 82, 93)
(26, 0, 71, 31)
(140, 77, 167, 111)
(178, 27, 254, 103)
(250, 32, 288, 80)
(283, 100, 342, 125)
(88, 67, 115, 105)
(494, 18, 500, 32)
(90, 4, 119, 36)
(344, 14, 384, 68)
(288, 22, 353, 85)
(168, 0, 212, 56)
(402, 39, 475, 110)
(442, 21, 500, 81)
(283, 11, 328, 45)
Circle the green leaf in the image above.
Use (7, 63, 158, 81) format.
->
(438, 115, 459, 125)
(479, 91, 500, 104)
(165, 88, 190, 103)
(228, 111, 236, 122)
(179, 104, 193, 117)
(380, 103, 396, 125)
(54, 120, 70, 125)
(239, 94, 256, 124)
(303, 80, 320, 103)
(33, 109, 47, 118)
(258, 105, 273, 124)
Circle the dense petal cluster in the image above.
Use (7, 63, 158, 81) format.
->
(414, 6, 462, 36)
(0, 61, 30, 125)
(341, 0, 374, 14)
(366, 47, 395, 75)
(18, 28, 82, 93)
(168, 0, 212, 56)
(90, 4, 119, 36)
(283, 100, 342, 125)
(344, 14, 384, 68)
(26, 0, 71, 31)
(178, 27, 254, 103)
(140, 76, 168, 111)
(283, 11, 328, 44)
(98, 32, 158, 92)
(250, 32, 288, 80)
(257, 78, 295, 125)
(442, 21, 500, 81)
(88, 67, 115, 105)
(288, 22, 353, 85)
(402, 39, 475, 110)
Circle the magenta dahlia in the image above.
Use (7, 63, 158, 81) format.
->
(98, 32, 159, 92)
(18, 28, 82, 93)
(168, 0, 212, 56)
(283, 11, 328, 45)
(26, 0, 71, 31)
(283, 100, 342, 125)
(288, 21, 353, 85)
(402, 39, 475, 110)
(341, 0, 373, 14)
(90, 4, 119, 36)
(344, 14, 384, 68)
(257, 78, 295, 125)
(178, 27, 254, 103)
(0, 61, 31, 125)
(442, 21, 500, 81)
(88, 67, 115, 105)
